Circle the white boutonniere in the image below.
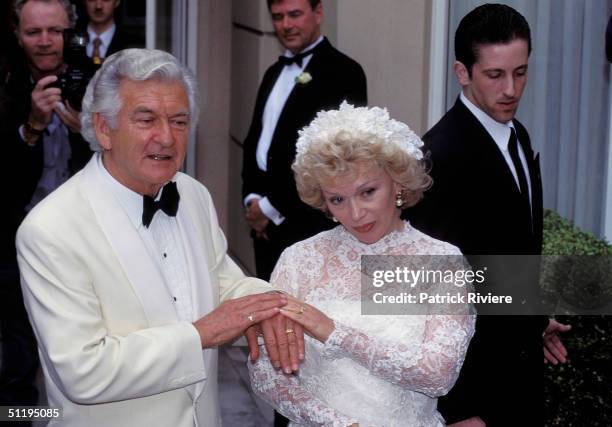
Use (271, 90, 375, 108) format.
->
(295, 72, 313, 85)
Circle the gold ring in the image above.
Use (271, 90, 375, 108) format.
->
(299, 305, 305, 314)
(285, 328, 294, 334)
(247, 313, 254, 323)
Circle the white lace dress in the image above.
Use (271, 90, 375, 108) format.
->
(249, 222, 475, 427)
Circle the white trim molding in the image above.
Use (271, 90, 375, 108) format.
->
(427, 0, 449, 130)
(145, 0, 156, 49)
(604, 66, 612, 242)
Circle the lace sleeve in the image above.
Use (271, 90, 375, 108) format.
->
(322, 314, 475, 397)
(270, 245, 320, 297)
(249, 247, 357, 426)
(249, 349, 358, 427)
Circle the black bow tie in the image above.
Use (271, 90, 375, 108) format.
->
(278, 46, 316, 68)
(142, 182, 180, 228)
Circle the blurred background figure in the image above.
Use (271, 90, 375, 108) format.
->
(0, 1, 92, 417)
(82, 0, 126, 65)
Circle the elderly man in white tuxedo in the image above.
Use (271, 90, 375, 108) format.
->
(16, 49, 300, 427)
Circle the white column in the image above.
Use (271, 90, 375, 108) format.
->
(427, 0, 449, 130)
(185, 0, 199, 177)
(145, 0, 156, 49)
(604, 67, 612, 241)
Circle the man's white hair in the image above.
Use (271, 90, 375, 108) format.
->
(14, 0, 77, 29)
(80, 48, 200, 152)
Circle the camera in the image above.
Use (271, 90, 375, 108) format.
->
(50, 29, 96, 111)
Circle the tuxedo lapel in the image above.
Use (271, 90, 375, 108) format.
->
(80, 156, 178, 327)
(175, 179, 216, 401)
(106, 31, 122, 57)
(257, 62, 285, 116)
(455, 101, 523, 198)
(279, 38, 331, 116)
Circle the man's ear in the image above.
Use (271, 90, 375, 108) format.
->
(314, 1, 323, 26)
(453, 61, 471, 86)
(94, 113, 112, 150)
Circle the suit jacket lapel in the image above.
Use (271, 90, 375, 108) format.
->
(257, 62, 285, 116)
(454, 100, 523, 197)
(518, 128, 544, 240)
(80, 156, 178, 326)
(275, 38, 331, 123)
(174, 178, 216, 401)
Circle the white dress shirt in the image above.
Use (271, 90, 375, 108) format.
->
(460, 92, 532, 205)
(95, 155, 194, 322)
(245, 35, 324, 225)
(86, 23, 116, 59)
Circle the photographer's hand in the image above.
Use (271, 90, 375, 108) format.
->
(29, 75, 61, 129)
(55, 100, 82, 134)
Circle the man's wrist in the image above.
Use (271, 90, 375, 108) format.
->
(24, 121, 45, 136)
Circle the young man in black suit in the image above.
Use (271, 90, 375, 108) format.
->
(242, 0, 367, 282)
(405, 4, 569, 426)
(83, 0, 126, 65)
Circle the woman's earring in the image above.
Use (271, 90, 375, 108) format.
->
(395, 191, 403, 208)
(332, 216, 338, 223)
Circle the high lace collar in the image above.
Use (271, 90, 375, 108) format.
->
(335, 220, 415, 253)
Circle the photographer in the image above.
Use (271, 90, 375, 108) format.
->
(0, 0, 92, 412)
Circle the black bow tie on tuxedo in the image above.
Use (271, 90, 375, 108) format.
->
(142, 181, 180, 228)
(278, 46, 316, 67)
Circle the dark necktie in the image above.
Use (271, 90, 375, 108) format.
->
(278, 46, 316, 68)
(507, 127, 533, 230)
(92, 37, 102, 65)
(142, 182, 180, 228)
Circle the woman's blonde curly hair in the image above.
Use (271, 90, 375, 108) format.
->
(293, 130, 431, 213)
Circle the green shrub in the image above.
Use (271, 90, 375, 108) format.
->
(542, 210, 612, 426)
(543, 210, 612, 256)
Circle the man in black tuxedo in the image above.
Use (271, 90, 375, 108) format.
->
(83, 0, 128, 65)
(405, 4, 569, 426)
(242, 0, 367, 282)
(0, 0, 92, 411)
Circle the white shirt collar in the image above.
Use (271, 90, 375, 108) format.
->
(95, 153, 177, 229)
(460, 91, 515, 151)
(87, 22, 116, 49)
(283, 35, 324, 58)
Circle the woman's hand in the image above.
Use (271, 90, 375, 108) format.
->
(280, 295, 335, 343)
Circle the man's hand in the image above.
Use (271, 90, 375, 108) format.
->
(55, 100, 82, 134)
(543, 318, 571, 365)
(193, 293, 287, 348)
(448, 416, 486, 427)
(245, 199, 270, 238)
(29, 75, 62, 129)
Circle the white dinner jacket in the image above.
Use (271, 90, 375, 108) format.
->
(16, 154, 270, 427)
